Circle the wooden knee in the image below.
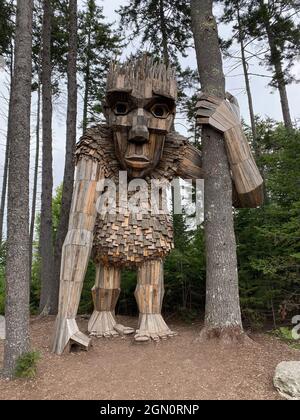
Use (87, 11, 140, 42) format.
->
(135, 259, 164, 314)
(92, 265, 121, 312)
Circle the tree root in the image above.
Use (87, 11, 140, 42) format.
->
(196, 326, 254, 346)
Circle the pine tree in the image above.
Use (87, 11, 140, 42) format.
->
(4, 0, 33, 378)
(79, 0, 121, 132)
(0, 0, 14, 58)
(235, 122, 300, 327)
(244, 0, 300, 129)
(117, 0, 197, 119)
(36, 0, 71, 314)
(52, 0, 78, 314)
(30, 0, 71, 282)
(118, 0, 192, 65)
(39, 0, 55, 315)
(0, 0, 15, 245)
(29, 52, 42, 275)
(191, 0, 244, 341)
(219, 0, 258, 144)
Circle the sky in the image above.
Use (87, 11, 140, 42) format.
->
(0, 0, 300, 234)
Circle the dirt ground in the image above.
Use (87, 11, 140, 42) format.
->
(0, 316, 299, 400)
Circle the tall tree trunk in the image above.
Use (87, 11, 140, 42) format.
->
(39, 0, 54, 315)
(52, 0, 78, 314)
(29, 69, 41, 272)
(159, 0, 170, 67)
(0, 42, 14, 244)
(191, 0, 243, 340)
(236, 4, 257, 146)
(268, 38, 293, 129)
(260, 0, 293, 129)
(0, 94, 11, 244)
(82, 31, 91, 134)
(237, 4, 268, 202)
(3, 0, 33, 378)
(158, 0, 175, 132)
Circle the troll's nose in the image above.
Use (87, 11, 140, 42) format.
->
(129, 125, 150, 143)
(129, 110, 149, 143)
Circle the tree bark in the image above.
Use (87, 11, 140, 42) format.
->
(236, 4, 257, 146)
(0, 41, 14, 244)
(39, 0, 55, 315)
(159, 0, 170, 67)
(82, 30, 91, 134)
(260, 0, 293, 129)
(3, 0, 33, 378)
(191, 0, 243, 341)
(52, 0, 78, 314)
(29, 65, 41, 272)
(267, 35, 293, 129)
(159, 0, 174, 132)
(0, 91, 11, 244)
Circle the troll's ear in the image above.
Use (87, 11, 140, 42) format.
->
(102, 101, 109, 121)
(226, 92, 241, 120)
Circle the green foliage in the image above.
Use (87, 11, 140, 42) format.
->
(118, 0, 193, 64)
(239, 1, 300, 87)
(271, 327, 300, 350)
(52, 184, 63, 244)
(236, 123, 300, 326)
(32, 0, 69, 93)
(79, 261, 96, 314)
(29, 185, 63, 314)
(272, 326, 294, 341)
(78, 0, 122, 128)
(118, 270, 137, 316)
(0, 0, 15, 59)
(164, 226, 206, 318)
(0, 278, 4, 315)
(30, 252, 41, 315)
(14, 351, 41, 379)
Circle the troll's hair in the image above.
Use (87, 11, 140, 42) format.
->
(107, 55, 177, 100)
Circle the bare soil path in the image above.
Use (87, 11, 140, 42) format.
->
(0, 316, 299, 400)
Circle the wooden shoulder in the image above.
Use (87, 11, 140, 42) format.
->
(158, 132, 203, 181)
(152, 131, 188, 180)
(75, 124, 112, 165)
(176, 139, 203, 180)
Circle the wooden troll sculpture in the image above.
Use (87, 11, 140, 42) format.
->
(52, 56, 263, 354)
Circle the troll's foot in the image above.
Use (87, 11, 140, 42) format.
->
(135, 314, 177, 343)
(88, 311, 134, 338)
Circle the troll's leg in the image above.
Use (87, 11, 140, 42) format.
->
(88, 264, 134, 337)
(52, 232, 93, 355)
(135, 259, 176, 342)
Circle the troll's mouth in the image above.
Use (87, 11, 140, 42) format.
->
(125, 155, 150, 169)
(125, 155, 150, 163)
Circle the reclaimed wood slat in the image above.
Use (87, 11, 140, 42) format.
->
(196, 94, 264, 207)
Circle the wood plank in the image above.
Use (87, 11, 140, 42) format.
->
(197, 94, 264, 206)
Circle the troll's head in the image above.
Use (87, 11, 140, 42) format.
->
(104, 55, 177, 178)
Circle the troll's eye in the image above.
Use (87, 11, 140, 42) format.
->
(114, 102, 129, 115)
(151, 104, 170, 119)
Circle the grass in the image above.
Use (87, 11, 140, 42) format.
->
(14, 351, 41, 379)
(270, 327, 300, 350)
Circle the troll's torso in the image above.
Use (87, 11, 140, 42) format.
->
(75, 125, 188, 267)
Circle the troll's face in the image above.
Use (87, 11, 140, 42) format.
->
(104, 58, 177, 178)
